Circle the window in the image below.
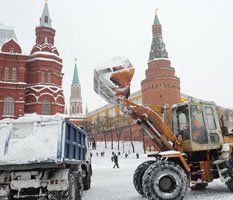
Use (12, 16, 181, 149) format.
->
(47, 72, 51, 84)
(99, 112, 106, 123)
(41, 72, 45, 83)
(44, 16, 48, 23)
(92, 116, 97, 125)
(12, 67, 16, 81)
(205, 106, 217, 130)
(4, 67, 9, 81)
(42, 99, 51, 115)
(3, 97, 14, 116)
(109, 109, 116, 118)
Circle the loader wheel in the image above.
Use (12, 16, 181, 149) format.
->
(228, 158, 233, 177)
(190, 183, 207, 190)
(143, 161, 188, 200)
(133, 160, 156, 196)
(226, 178, 233, 192)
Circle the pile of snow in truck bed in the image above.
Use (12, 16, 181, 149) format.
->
(0, 114, 63, 165)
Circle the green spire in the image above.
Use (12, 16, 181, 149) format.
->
(153, 9, 160, 25)
(72, 58, 80, 86)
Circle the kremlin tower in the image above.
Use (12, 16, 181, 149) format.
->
(69, 59, 83, 115)
(141, 10, 180, 126)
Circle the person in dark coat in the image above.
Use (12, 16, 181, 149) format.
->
(113, 154, 119, 168)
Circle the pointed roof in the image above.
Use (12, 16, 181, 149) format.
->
(153, 9, 160, 25)
(72, 58, 80, 86)
(149, 10, 168, 61)
(40, 0, 52, 27)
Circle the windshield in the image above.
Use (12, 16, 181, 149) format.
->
(190, 105, 208, 144)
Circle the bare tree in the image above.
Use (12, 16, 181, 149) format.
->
(123, 115, 135, 153)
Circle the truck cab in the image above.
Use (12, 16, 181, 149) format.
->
(172, 101, 224, 152)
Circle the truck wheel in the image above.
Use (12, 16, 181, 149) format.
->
(143, 161, 188, 200)
(61, 172, 83, 200)
(133, 160, 155, 196)
(83, 172, 91, 190)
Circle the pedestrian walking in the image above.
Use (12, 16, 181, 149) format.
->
(113, 154, 119, 168)
(136, 153, 139, 159)
(125, 153, 128, 158)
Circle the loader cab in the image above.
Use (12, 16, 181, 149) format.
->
(172, 101, 224, 152)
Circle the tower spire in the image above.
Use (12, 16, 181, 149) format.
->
(40, 0, 52, 27)
(149, 10, 168, 61)
(153, 8, 160, 25)
(72, 58, 80, 86)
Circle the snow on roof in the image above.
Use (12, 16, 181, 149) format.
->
(31, 50, 60, 59)
(0, 81, 26, 85)
(27, 57, 62, 65)
(0, 23, 17, 48)
(0, 23, 14, 31)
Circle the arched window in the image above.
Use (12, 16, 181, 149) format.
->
(41, 72, 45, 83)
(12, 67, 17, 81)
(44, 16, 48, 23)
(3, 97, 14, 116)
(4, 67, 9, 81)
(42, 99, 51, 115)
(47, 72, 51, 84)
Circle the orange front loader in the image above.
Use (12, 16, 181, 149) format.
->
(94, 57, 233, 200)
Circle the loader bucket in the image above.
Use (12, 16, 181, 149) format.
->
(94, 57, 135, 104)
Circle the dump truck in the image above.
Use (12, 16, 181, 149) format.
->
(94, 57, 233, 200)
(0, 114, 92, 200)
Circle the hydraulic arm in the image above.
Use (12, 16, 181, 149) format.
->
(94, 57, 182, 151)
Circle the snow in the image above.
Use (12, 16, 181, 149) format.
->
(96, 56, 132, 70)
(27, 56, 62, 65)
(31, 50, 60, 58)
(83, 141, 233, 200)
(0, 81, 26, 85)
(0, 114, 64, 164)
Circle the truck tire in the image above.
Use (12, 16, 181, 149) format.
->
(60, 171, 82, 200)
(133, 160, 155, 196)
(143, 161, 188, 200)
(83, 172, 91, 190)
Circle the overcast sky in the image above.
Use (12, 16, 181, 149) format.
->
(1, 0, 233, 111)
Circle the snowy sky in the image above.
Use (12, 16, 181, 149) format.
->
(1, 0, 233, 111)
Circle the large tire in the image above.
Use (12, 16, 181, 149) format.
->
(226, 178, 233, 192)
(83, 172, 91, 191)
(133, 160, 156, 196)
(226, 158, 233, 192)
(49, 171, 82, 200)
(143, 161, 188, 200)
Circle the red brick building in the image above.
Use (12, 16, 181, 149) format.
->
(0, 2, 65, 119)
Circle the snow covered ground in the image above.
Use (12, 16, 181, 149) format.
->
(83, 142, 233, 200)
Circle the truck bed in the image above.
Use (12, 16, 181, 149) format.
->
(0, 115, 87, 167)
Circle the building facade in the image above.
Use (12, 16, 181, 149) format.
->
(0, 2, 65, 119)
